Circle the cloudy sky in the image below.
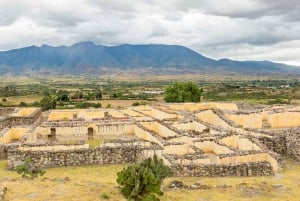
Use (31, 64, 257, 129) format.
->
(0, 0, 299, 65)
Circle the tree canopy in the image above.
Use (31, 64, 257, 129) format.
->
(164, 82, 202, 103)
(40, 96, 56, 111)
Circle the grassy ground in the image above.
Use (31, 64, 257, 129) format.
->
(1, 159, 300, 201)
(0, 95, 42, 106)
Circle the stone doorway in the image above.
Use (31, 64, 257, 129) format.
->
(49, 128, 56, 140)
(88, 127, 94, 139)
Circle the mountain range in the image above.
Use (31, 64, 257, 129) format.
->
(0, 41, 299, 75)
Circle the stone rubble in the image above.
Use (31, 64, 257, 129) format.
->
(1, 103, 300, 177)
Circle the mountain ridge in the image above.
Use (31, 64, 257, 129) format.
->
(0, 41, 299, 75)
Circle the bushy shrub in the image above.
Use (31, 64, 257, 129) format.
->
(75, 102, 101, 109)
(132, 102, 140, 106)
(101, 193, 110, 199)
(116, 154, 172, 201)
(16, 157, 46, 179)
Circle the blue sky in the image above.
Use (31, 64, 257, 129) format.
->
(0, 0, 299, 65)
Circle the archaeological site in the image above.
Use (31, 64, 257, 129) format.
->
(1, 102, 300, 177)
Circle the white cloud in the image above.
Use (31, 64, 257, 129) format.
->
(0, 0, 299, 65)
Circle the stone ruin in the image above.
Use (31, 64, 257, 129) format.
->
(1, 103, 300, 177)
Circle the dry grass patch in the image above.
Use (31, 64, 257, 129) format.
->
(1, 95, 42, 106)
(0, 160, 126, 201)
(1, 159, 300, 201)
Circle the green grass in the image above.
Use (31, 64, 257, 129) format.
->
(88, 139, 105, 148)
(0, 95, 42, 106)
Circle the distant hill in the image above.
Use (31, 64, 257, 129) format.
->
(0, 41, 299, 75)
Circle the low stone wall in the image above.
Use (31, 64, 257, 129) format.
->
(0, 118, 10, 130)
(0, 109, 41, 130)
(258, 136, 287, 155)
(286, 128, 300, 161)
(0, 107, 16, 116)
(0, 144, 19, 159)
(172, 161, 273, 177)
(0, 145, 8, 159)
(7, 145, 141, 170)
(7, 116, 39, 127)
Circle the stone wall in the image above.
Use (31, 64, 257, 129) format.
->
(258, 136, 287, 155)
(268, 112, 300, 128)
(286, 128, 300, 161)
(7, 145, 141, 170)
(172, 161, 273, 177)
(0, 119, 10, 130)
(0, 108, 41, 130)
(0, 145, 8, 159)
(0, 127, 29, 144)
(225, 113, 262, 129)
(0, 108, 16, 116)
(167, 102, 238, 111)
(0, 144, 18, 159)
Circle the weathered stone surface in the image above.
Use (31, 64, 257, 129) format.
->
(168, 180, 184, 189)
(286, 128, 300, 161)
(258, 136, 287, 155)
(0, 186, 7, 201)
(2, 105, 300, 178)
(171, 162, 274, 177)
(7, 145, 141, 170)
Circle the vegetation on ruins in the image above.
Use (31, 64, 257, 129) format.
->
(116, 154, 172, 201)
(164, 82, 202, 103)
(16, 157, 45, 179)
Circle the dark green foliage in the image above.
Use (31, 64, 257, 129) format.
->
(101, 193, 110, 199)
(117, 154, 172, 201)
(267, 98, 288, 105)
(75, 101, 101, 109)
(164, 82, 202, 103)
(19, 102, 27, 107)
(132, 102, 140, 106)
(95, 90, 102, 100)
(16, 157, 46, 179)
(40, 96, 56, 111)
(57, 94, 70, 102)
(31, 101, 40, 107)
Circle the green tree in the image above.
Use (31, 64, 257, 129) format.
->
(56, 90, 70, 102)
(164, 82, 202, 103)
(40, 96, 56, 111)
(117, 154, 172, 201)
(95, 90, 102, 100)
(19, 102, 27, 107)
